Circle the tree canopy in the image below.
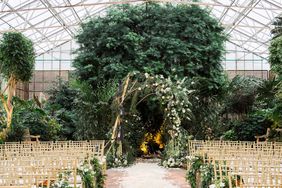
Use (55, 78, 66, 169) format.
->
(74, 3, 226, 89)
(0, 32, 35, 82)
(0, 32, 35, 136)
(269, 36, 282, 78)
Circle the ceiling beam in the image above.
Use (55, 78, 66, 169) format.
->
(1, 0, 282, 13)
(39, 0, 74, 37)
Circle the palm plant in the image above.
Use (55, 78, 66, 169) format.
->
(224, 75, 262, 119)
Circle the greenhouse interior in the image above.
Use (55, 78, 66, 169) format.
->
(0, 0, 281, 187)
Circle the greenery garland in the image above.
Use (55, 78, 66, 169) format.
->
(50, 157, 105, 188)
(186, 156, 213, 188)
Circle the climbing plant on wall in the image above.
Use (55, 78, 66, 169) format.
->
(0, 32, 35, 139)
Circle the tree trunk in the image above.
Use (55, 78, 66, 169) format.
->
(6, 76, 16, 128)
(0, 76, 17, 140)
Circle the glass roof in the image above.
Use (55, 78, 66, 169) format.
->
(0, 0, 280, 59)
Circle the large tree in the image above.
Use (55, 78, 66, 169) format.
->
(271, 16, 282, 39)
(269, 36, 282, 78)
(74, 3, 226, 89)
(0, 32, 35, 138)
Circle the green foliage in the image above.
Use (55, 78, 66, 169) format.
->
(73, 81, 117, 140)
(224, 75, 262, 115)
(123, 112, 145, 156)
(271, 16, 282, 39)
(269, 85, 282, 127)
(90, 158, 105, 188)
(51, 171, 72, 188)
(257, 78, 279, 108)
(46, 80, 78, 140)
(224, 114, 272, 141)
(5, 98, 61, 141)
(106, 142, 133, 168)
(162, 127, 190, 168)
(186, 156, 213, 188)
(51, 158, 104, 188)
(221, 130, 237, 141)
(269, 36, 282, 78)
(0, 32, 35, 81)
(73, 2, 227, 144)
(186, 74, 228, 139)
(74, 3, 226, 89)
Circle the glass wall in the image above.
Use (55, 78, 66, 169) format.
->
(16, 40, 271, 99)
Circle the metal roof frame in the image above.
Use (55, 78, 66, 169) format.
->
(0, 0, 280, 59)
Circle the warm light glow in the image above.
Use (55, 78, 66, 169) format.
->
(140, 129, 164, 154)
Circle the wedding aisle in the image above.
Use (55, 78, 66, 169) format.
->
(105, 162, 190, 188)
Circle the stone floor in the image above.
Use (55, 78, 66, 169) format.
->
(105, 162, 190, 188)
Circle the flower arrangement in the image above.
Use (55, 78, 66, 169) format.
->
(77, 162, 96, 188)
(50, 158, 104, 188)
(51, 171, 72, 188)
(107, 153, 129, 168)
(209, 180, 225, 188)
(162, 156, 186, 168)
(186, 156, 214, 188)
(106, 142, 132, 168)
(161, 127, 191, 168)
(147, 74, 194, 136)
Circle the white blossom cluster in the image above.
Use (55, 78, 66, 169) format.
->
(186, 155, 198, 162)
(162, 156, 186, 168)
(143, 74, 193, 136)
(77, 163, 95, 177)
(209, 182, 225, 188)
(51, 162, 96, 188)
(52, 171, 73, 188)
(111, 155, 128, 168)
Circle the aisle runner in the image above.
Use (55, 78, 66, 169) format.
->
(105, 162, 190, 188)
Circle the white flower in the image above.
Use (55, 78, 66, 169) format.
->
(209, 184, 216, 188)
(220, 182, 225, 187)
(187, 90, 194, 94)
(123, 160, 128, 165)
(83, 168, 89, 172)
(167, 157, 174, 164)
(145, 73, 149, 78)
(138, 87, 142, 91)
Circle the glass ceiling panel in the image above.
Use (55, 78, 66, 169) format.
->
(0, 0, 279, 59)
